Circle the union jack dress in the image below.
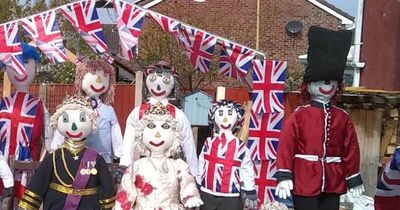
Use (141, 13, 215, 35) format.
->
(197, 135, 256, 197)
(0, 91, 44, 199)
(375, 146, 400, 210)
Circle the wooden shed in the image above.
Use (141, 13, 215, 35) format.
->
(182, 90, 213, 126)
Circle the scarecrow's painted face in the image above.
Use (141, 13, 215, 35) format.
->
(81, 70, 110, 99)
(214, 105, 238, 133)
(6, 59, 36, 91)
(146, 72, 174, 101)
(308, 80, 338, 103)
(142, 118, 174, 155)
(57, 109, 92, 141)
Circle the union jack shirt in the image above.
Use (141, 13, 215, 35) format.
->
(376, 146, 400, 197)
(197, 134, 255, 197)
(0, 92, 44, 161)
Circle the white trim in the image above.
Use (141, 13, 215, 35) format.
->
(278, 169, 292, 173)
(142, 0, 164, 9)
(346, 173, 360, 180)
(306, 0, 354, 25)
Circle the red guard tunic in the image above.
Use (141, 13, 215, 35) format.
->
(276, 101, 363, 196)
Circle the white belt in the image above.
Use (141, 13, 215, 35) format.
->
(295, 154, 341, 163)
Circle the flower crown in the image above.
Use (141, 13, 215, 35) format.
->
(144, 102, 170, 116)
(57, 95, 92, 110)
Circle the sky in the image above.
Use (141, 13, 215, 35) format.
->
(325, 0, 359, 17)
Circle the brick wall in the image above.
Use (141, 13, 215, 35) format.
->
(141, 0, 342, 86)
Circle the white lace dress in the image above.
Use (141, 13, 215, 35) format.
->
(114, 157, 200, 210)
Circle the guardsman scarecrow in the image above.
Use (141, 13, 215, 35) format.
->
(197, 100, 257, 210)
(19, 95, 115, 210)
(275, 26, 364, 210)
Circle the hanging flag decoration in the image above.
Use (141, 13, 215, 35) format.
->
(252, 59, 286, 114)
(20, 10, 67, 64)
(60, 0, 108, 54)
(0, 22, 26, 75)
(176, 26, 216, 73)
(148, 11, 181, 35)
(247, 111, 283, 161)
(219, 41, 255, 81)
(114, 0, 146, 60)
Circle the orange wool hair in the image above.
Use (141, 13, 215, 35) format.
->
(74, 59, 116, 105)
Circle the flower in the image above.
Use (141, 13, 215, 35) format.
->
(122, 201, 132, 210)
(141, 183, 154, 196)
(135, 175, 143, 188)
(116, 190, 128, 203)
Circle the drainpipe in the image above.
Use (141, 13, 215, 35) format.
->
(352, 0, 365, 87)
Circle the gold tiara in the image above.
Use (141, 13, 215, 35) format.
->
(145, 102, 170, 115)
(57, 95, 92, 109)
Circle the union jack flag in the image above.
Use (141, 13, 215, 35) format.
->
(60, 0, 108, 54)
(0, 92, 41, 161)
(247, 110, 283, 161)
(114, 0, 146, 60)
(148, 11, 181, 35)
(252, 59, 286, 114)
(200, 137, 245, 193)
(219, 41, 255, 81)
(0, 22, 26, 75)
(253, 160, 278, 207)
(20, 10, 67, 64)
(176, 26, 216, 73)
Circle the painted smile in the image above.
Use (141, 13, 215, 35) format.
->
(150, 89, 166, 97)
(220, 124, 231, 129)
(66, 131, 83, 138)
(14, 74, 28, 82)
(319, 86, 335, 95)
(90, 85, 105, 93)
(150, 140, 165, 147)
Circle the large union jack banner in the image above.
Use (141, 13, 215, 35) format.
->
(114, 0, 146, 60)
(0, 22, 26, 75)
(20, 10, 67, 64)
(60, 0, 108, 54)
(176, 25, 216, 73)
(0, 93, 41, 161)
(247, 110, 283, 161)
(219, 41, 255, 81)
(148, 11, 181, 35)
(253, 159, 278, 207)
(252, 59, 286, 114)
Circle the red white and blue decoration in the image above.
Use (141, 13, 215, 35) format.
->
(219, 41, 255, 81)
(0, 22, 26, 75)
(252, 59, 286, 114)
(60, 0, 108, 54)
(175, 25, 217, 73)
(253, 160, 278, 206)
(114, 0, 146, 60)
(148, 11, 181, 35)
(20, 10, 67, 64)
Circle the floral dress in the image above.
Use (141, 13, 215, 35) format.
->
(114, 157, 200, 210)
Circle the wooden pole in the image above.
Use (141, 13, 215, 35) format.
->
(2, 72, 11, 97)
(134, 71, 143, 107)
(215, 86, 226, 101)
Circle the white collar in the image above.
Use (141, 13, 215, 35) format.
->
(149, 97, 169, 106)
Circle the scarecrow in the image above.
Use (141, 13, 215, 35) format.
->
(114, 102, 203, 209)
(275, 26, 364, 210)
(19, 95, 115, 210)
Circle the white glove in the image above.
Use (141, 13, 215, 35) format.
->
(275, 180, 293, 199)
(184, 197, 204, 208)
(349, 184, 364, 198)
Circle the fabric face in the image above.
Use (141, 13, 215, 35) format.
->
(6, 59, 36, 91)
(142, 118, 174, 156)
(57, 109, 93, 141)
(81, 70, 110, 99)
(214, 106, 238, 133)
(308, 80, 338, 103)
(146, 72, 174, 101)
